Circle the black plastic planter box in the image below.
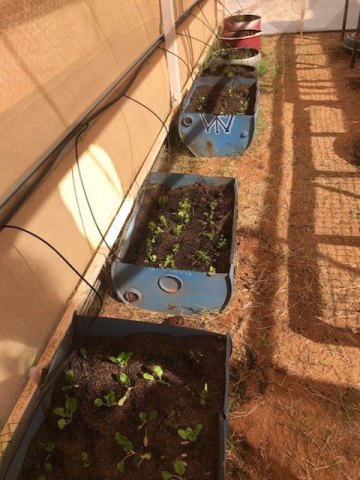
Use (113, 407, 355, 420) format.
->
(111, 172, 238, 315)
(0, 315, 231, 480)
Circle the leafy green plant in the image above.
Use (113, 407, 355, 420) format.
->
(196, 250, 211, 266)
(199, 383, 208, 406)
(53, 395, 77, 429)
(177, 424, 202, 444)
(94, 390, 118, 408)
(79, 347, 89, 364)
(143, 365, 168, 385)
(216, 234, 228, 251)
(159, 195, 168, 207)
(62, 369, 75, 392)
(159, 215, 168, 229)
(146, 238, 157, 263)
(81, 451, 90, 468)
(115, 433, 152, 474)
(172, 243, 180, 255)
(38, 441, 55, 480)
(178, 198, 192, 224)
(173, 224, 184, 237)
(161, 254, 176, 269)
(138, 410, 157, 447)
(204, 231, 214, 240)
(161, 459, 187, 480)
(109, 352, 132, 369)
(118, 373, 133, 406)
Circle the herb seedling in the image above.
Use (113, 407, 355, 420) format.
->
(81, 451, 90, 468)
(196, 250, 211, 266)
(138, 410, 157, 447)
(161, 459, 187, 480)
(159, 195, 168, 207)
(172, 243, 180, 255)
(80, 347, 89, 363)
(159, 215, 168, 229)
(161, 254, 176, 269)
(38, 441, 55, 480)
(216, 234, 228, 251)
(143, 365, 168, 385)
(53, 395, 77, 429)
(62, 369, 75, 392)
(178, 198, 192, 224)
(109, 352, 132, 369)
(115, 433, 152, 474)
(204, 231, 214, 240)
(94, 390, 118, 408)
(118, 373, 133, 406)
(177, 424, 202, 444)
(173, 224, 183, 237)
(199, 383, 208, 406)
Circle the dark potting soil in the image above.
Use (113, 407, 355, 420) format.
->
(19, 333, 227, 480)
(202, 63, 257, 79)
(122, 182, 235, 273)
(231, 30, 258, 38)
(187, 82, 256, 116)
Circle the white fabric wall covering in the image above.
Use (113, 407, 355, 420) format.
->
(226, 0, 360, 34)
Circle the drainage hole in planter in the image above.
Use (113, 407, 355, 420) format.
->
(158, 275, 183, 293)
(182, 116, 193, 127)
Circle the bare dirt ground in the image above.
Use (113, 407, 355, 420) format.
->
(103, 33, 360, 479)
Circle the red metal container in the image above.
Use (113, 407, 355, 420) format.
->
(219, 30, 262, 50)
(223, 14, 261, 32)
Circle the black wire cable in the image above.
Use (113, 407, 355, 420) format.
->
(2, 225, 103, 317)
(190, 11, 218, 37)
(158, 46, 194, 79)
(176, 31, 217, 52)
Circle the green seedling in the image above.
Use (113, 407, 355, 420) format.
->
(199, 383, 208, 406)
(216, 234, 228, 251)
(161, 459, 187, 480)
(94, 390, 118, 408)
(177, 424, 202, 444)
(172, 243, 180, 255)
(173, 224, 184, 237)
(109, 352, 132, 369)
(138, 410, 157, 447)
(62, 369, 75, 392)
(204, 231, 214, 240)
(143, 365, 168, 385)
(189, 350, 203, 363)
(79, 347, 89, 363)
(178, 198, 192, 224)
(81, 451, 90, 468)
(196, 250, 211, 266)
(161, 254, 176, 269)
(38, 441, 55, 480)
(159, 195, 168, 207)
(53, 395, 77, 429)
(146, 238, 157, 263)
(115, 433, 151, 474)
(118, 373, 133, 406)
(159, 215, 168, 229)
(208, 266, 216, 274)
(148, 221, 157, 234)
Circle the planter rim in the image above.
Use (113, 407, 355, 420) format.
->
(0, 314, 233, 480)
(219, 30, 262, 40)
(223, 14, 261, 22)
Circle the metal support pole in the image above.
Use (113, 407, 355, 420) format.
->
(350, 11, 360, 69)
(341, 0, 350, 40)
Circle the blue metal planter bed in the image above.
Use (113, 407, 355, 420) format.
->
(111, 172, 238, 315)
(1, 315, 232, 480)
(179, 76, 259, 157)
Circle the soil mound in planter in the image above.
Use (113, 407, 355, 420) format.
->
(122, 182, 235, 273)
(231, 30, 258, 38)
(215, 47, 258, 61)
(19, 333, 226, 480)
(202, 63, 257, 79)
(187, 82, 256, 116)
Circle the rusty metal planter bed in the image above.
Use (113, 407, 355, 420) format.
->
(0, 315, 232, 480)
(179, 76, 259, 157)
(111, 172, 238, 315)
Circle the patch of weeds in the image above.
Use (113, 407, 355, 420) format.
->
(162, 458, 187, 480)
(177, 424, 202, 444)
(53, 395, 77, 429)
